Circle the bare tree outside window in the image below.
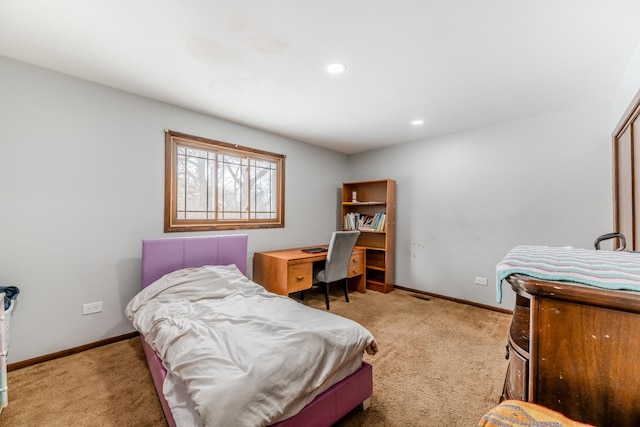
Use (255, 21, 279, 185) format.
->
(165, 130, 285, 232)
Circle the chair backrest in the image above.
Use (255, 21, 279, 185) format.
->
(323, 231, 361, 283)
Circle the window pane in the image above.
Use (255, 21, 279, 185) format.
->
(177, 152, 186, 215)
(250, 158, 277, 219)
(176, 146, 215, 219)
(176, 147, 210, 219)
(186, 155, 207, 214)
(186, 147, 207, 159)
(218, 154, 248, 220)
(207, 151, 216, 220)
(187, 212, 207, 219)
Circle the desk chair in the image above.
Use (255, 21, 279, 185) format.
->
(304, 230, 360, 310)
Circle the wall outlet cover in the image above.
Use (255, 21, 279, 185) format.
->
(82, 301, 103, 315)
(474, 276, 488, 286)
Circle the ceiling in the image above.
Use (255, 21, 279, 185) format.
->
(1, 1, 640, 154)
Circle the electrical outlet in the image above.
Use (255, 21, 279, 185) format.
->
(474, 276, 488, 286)
(82, 301, 103, 315)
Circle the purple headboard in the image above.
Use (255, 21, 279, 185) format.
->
(141, 234, 249, 288)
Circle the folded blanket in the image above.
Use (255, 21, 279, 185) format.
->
(495, 245, 640, 303)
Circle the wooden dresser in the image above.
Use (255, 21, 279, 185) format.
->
(503, 274, 640, 426)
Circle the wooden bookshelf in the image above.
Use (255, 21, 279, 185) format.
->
(342, 179, 396, 293)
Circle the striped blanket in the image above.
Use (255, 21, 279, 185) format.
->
(495, 245, 640, 303)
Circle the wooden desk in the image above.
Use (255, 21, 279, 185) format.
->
(253, 246, 365, 296)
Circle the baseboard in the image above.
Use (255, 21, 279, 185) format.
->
(7, 331, 140, 372)
(393, 285, 513, 315)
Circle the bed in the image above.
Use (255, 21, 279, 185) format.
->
(126, 234, 376, 427)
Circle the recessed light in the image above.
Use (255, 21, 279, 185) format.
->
(327, 62, 347, 74)
(411, 119, 425, 126)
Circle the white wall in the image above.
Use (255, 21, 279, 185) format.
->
(0, 56, 349, 363)
(612, 38, 640, 128)
(348, 104, 614, 309)
(2, 44, 638, 362)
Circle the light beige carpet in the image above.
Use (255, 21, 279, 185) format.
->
(3, 288, 511, 426)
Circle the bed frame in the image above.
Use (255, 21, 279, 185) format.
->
(140, 234, 373, 427)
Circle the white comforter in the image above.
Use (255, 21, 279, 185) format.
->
(125, 265, 377, 427)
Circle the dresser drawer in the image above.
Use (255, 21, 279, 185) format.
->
(287, 263, 313, 293)
(348, 251, 364, 277)
(504, 342, 528, 401)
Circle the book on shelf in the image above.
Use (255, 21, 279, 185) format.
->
(344, 212, 386, 231)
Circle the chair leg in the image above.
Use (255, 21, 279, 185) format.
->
(324, 283, 330, 310)
(343, 279, 349, 303)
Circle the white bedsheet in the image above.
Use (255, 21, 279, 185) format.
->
(125, 265, 377, 427)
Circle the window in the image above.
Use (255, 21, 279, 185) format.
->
(165, 129, 285, 232)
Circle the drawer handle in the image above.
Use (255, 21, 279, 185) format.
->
(296, 276, 305, 281)
(505, 344, 510, 360)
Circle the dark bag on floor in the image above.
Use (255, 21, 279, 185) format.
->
(0, 286, 20, 310)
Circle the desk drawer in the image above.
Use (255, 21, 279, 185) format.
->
(348, 252, 364, 277)
(287, 263, 313, 293)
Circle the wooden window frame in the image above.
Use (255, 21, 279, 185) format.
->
(164, 129, 285, 232)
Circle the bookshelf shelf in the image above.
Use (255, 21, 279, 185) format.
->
(342, 179, 395, 293)
(342, 201, 386, 206)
